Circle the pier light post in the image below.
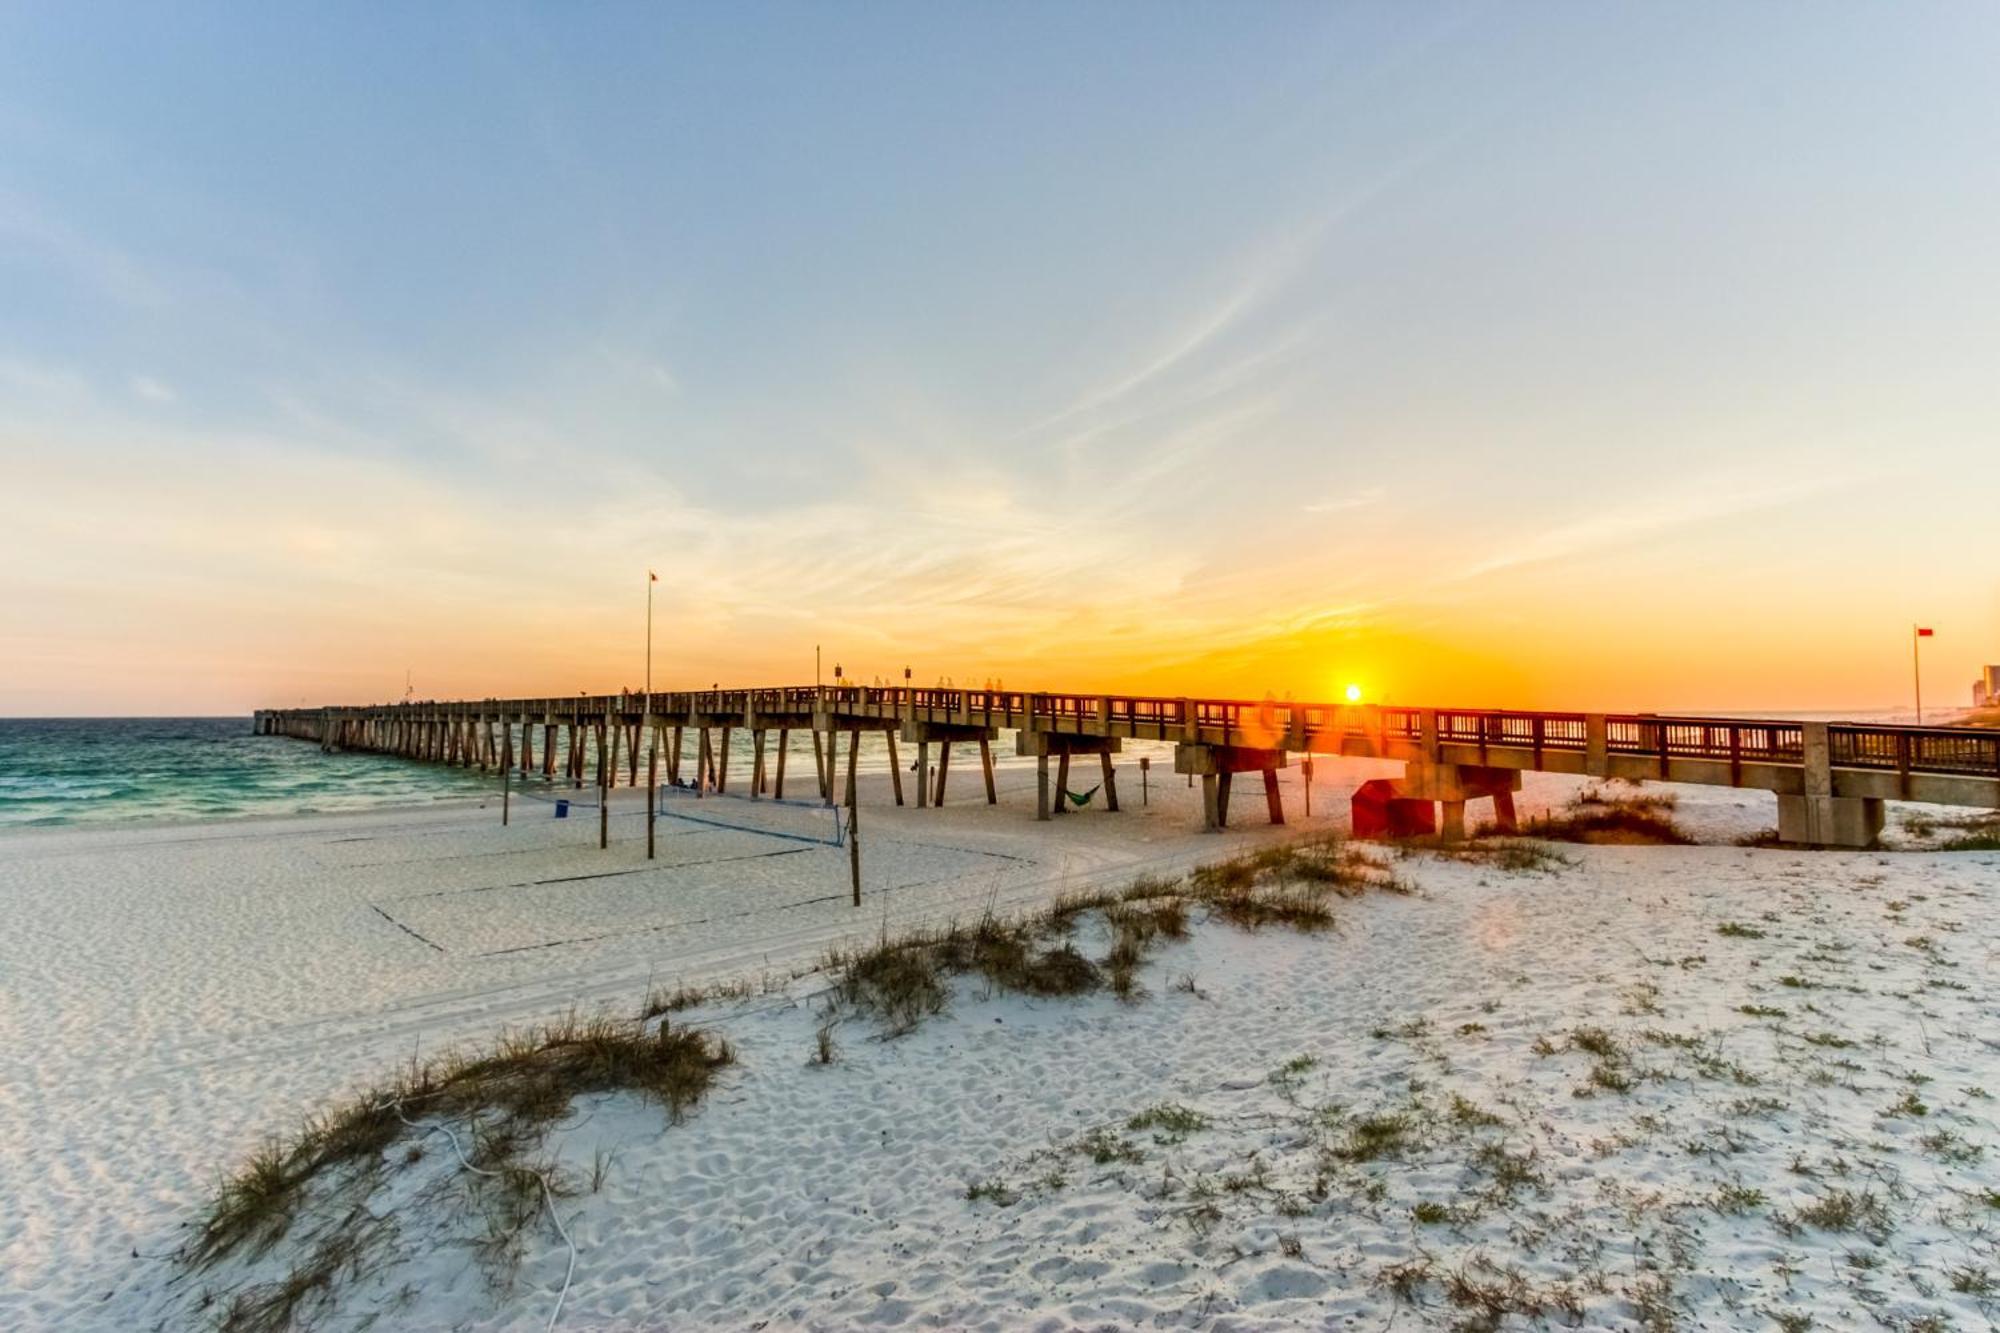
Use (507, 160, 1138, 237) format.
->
(646, 570, 658, 696)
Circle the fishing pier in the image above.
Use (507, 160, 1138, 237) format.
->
(256, 687, 2000, 849)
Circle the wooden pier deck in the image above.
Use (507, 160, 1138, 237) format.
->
(255, 686, 2000, 848)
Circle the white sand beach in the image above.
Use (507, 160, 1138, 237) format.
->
(3, 756, 1998, 1330)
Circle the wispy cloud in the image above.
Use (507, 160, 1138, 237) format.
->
(1302, 485, 1385, 515)
(1451, 469, 1872, 582)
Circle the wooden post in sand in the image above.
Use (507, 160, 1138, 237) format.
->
(501, 730, 512, 826)
(885, 731, 904, 806)
(597, 727, 610, 850)
(846, 737, 861, 908)
(647, 741, 658, 860)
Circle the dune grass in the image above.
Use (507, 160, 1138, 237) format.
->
(187, 830, 1537, 1327)
(827, 835, 1406, 1034)
(192, 1013, 732, 1278)
(1500, 785, 1693, 845)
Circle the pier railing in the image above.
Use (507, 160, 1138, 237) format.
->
(280, 687, 2000, 784)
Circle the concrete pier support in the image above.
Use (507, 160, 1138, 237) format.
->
(1780, 722, 1885, 847)
(1352, 762, 1522, 841)
(904, 720, 1000, 808)
(1174, 744, 1288, 831)
(1777, 794, 1885, 848)
(1018, 731, 1122, 820)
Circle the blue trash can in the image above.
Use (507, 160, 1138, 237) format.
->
(554, 799, 570, 819)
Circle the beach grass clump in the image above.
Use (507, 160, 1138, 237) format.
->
(1128, 1103, 1209, 1139)
(1332, 1111, 1417, 1163)
(192, 1012, 732, 1276)
(1508, 786, 1693, 845)
(1440, 1257, 1585, 1327)
(829, 836, 1415, 1034)
(215, 1210, 393, 1333)
(1410, 836, 1572, 873)
(1903, 809, 2000, 849)
(1777, 1187, 1893, 1242)
(827, 934, 954, 1034)
(1186, 834, 1402, 930)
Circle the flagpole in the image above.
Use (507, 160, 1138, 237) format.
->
(1912, 624, 1922, 725)
(646, 572, 654, 697)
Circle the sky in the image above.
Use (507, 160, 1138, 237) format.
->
(1, 2, 1996, 716)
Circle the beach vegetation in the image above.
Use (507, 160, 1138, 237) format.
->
(192, 1012, 730, 1273)
(1778, 1188, 1892, 1242)
(1402, 836, 1572, 873)
(811, 1018, 839, 1066)
(1501, 787, 1693, 845)
(1128, 1103, 1209, 1139)
(825, 833, 1408, 1037)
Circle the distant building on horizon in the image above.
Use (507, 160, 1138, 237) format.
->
(1974, 664, 2000, 708)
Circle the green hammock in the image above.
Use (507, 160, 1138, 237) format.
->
(1062, 784, 1101, 808)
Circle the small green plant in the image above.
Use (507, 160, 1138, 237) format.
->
(1708, 1180, 1766, 1214)
(1447, 1093, 1505, 1128)
(1127, 1103, 1209, 1139)
(1334, 1112, 1415, 1162)
(1716, 922, 1766, 939)
(1270, 1054, 1320, 1089)
(1587, 1063, 1634, 1094)
(1801, 1031, 1855, 1049)
(1076, 1127, 1144, 1166)
(1778, 1187, 1892, 1242)
(1570, 1027, 1623, 1060)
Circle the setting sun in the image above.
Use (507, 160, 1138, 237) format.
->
(1345, 684, 1363, 703)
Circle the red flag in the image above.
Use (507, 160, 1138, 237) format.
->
(1916, 626, 1934, 637)
(649, 570, 658, 582)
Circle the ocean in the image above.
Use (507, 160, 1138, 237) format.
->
(0, 717, 966, 831)
(0, 717, 500, 829)
(0, 707, 1944, 832)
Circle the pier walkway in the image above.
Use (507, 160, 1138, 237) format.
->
(256, 687, 2000, 848)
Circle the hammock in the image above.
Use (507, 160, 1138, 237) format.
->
(1062, 784, 1101, 809)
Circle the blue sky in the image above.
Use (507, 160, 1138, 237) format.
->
(2, 3, 1996, 713)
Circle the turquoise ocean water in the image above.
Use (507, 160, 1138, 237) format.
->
(0, 718, 500, 829)
(0, 718, 935, 831)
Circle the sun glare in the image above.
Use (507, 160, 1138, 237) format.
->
(1344, 683, 1362, 703)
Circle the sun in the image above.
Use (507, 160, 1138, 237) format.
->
(1344, 683, 1362, 703)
